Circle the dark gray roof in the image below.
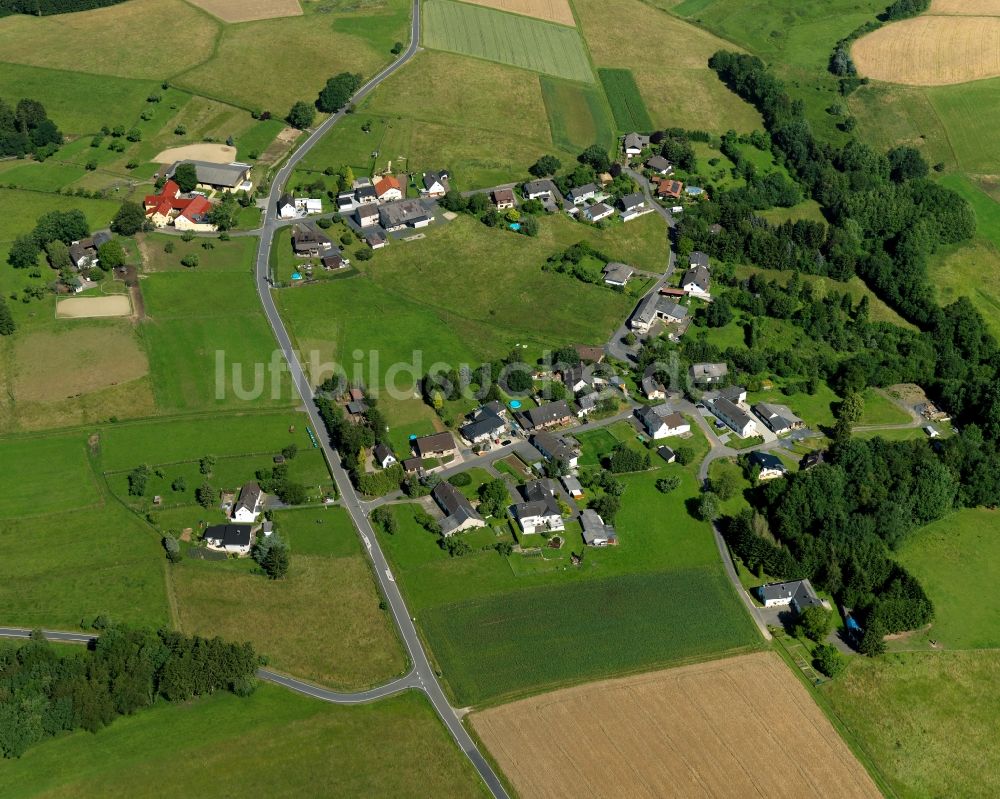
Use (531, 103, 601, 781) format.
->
(712, 397, 755, 429)
(92, 230, 112, 247)
(645, 155, 671, 171)
(291, 224, 333, 253)
(523, 179, 556, 196)
(356, 185, 377, 201)
(682, 264, 710, 292)
(278, 193, 294, 210)
(374, 443, 394, 463)
(204, 524, 252, 548)
(413, 431, 455, 456)
(603, 262, 635, 283)
(718, 385, 746, 403)
(168, 160, 250, 188)
(580, 509, 616, 544)
(623, 132, 649, 151)
(757, 579, 822, 610)
(584, 202, 613, 219)
(423, 171, 448, 190)
(750, 451, 785, 471)
(657, 445, 675, 461)
(519, 400, 572, 429)
(532, 431, 576, 463)
(233, 482, 262, 515)
(460, 411, 505, 441)
(636, 405, 664, 432)
(691, 362, 728, 381)
(620, 193, 645, 211)
(432, 482, 483, 533)
(689, 251, 710, 268)
(379, 199, 431, 228)
(567, 183, 596, 201)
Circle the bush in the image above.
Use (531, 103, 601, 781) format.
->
(448, 472, 472, 487)
(797, 605, 833, 642)
(371, 507, 398, 534)
(813, 644, 846, 677)
(655, 476, 681, 493)
(674, 446, 694, 466)
(180, 254, 199, 268)
(608, 443, 650, 473)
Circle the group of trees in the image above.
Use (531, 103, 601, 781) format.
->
(438, 190, 539, 237)
(314, 392, 403, 495)
(316, 72, 362, 114)
(543, 241, 612, 286)
(252, 529, 289, 579)
(0, 626, 258, 758)
(0, 96, 62, 159)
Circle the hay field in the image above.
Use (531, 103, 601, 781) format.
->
(457, 0, 575, 26)
(852, 16, 1000, 85)
(930, 0, 1000, 13)
(422, 0, 594, 82)
(55, 295, 132, 319)
(573, 0, 762, 131)
(472, 652, 880, 799)
(188, 0, 303, 22)
(0, 0, 218, 79)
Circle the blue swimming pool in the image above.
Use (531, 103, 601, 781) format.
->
(509, 399, 522, 409)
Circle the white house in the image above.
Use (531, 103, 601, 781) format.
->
(231, 482, 264, 523)
(750, 451, 786, 480)
(374, 443, 397, 469)
(421, 170, 449, 198)
(622, 132, 650, 158)
(356, 205, 379, 227)
(757, 579, 824, 613)
(682, 264, 710, 298)
(523, 179, 556, 200)
(561, 475, 584, 499)
(619, 192, 646, 222)
(203, 524, 253, 555)
(432, 482, 486, 536)
(566, 183, 596, 205)
(277, 194, 297, 219)
(582, 202, 614, 223)
(603, 262, 634, 287)
(512, 480, 564, 535)
(532, 431, 579, 470)
(374, 175, 403, 202)
(711, 397, 758, 438)
(717, 385, 748, 405)
(636, 406, 690, 439)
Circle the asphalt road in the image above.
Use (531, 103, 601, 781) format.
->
(247, 5, 508, 796)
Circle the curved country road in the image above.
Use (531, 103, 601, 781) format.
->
(247, 4, 509, 797)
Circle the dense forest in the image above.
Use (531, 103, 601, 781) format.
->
(0, 0, 126, 15)
(0, 627, 259, 758)
(0, 97, 62, 158)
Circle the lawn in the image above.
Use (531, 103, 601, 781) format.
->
(172, 544, 406, 691)
(598, 68, 654, 132)
(930, 240, 1000, 339)
(138, 233, 259, 273)
(296, 50, 567, 190)
(0, 434, 99, 519)
(574, 0, 762, 133)
(540, 76, 616, 153)
(857, 388, 910, 426)
(896, 508, 1000, 650)
(821, 651, 1000, 799)
(138, 268, 296, 412)
(758, 199, 826, 225)
(420, 567, 761, 705)
(422, 0, 594, 83)
(746, 383, 839, 430)
(0, 686, 489, 799)
(0, 502, 170, 630)
(277, 214, 666, 387)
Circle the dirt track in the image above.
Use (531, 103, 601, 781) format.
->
(56, 295, 132, 319)
(153, 143, 237, 165)
(472, 652, 880, 799)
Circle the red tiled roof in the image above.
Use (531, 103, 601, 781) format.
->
(179, 195, 211, 221)
(374, 175, 402, 197)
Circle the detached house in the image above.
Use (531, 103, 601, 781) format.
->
(532, 431, 579, 469)
(433, 482, 486, 536)
(421, 170, 450, 198)
(512, 480, 564, 535)
(645, 155, 673, 175)
(68, 231, 110, 270)
(753, 403, 804, 434)
(566, 184, 596, 206)
(656, 179, 683, 200)
(630, 294, 688, 333)
(291, 224, 334, 256)
(603, 262, 635, 287)
(356, 204, 380, 227)
(619, 192, 646, 221)
(636, 406, 690, 439)
(374, 443, 396, 469)
(277, 194, 297, 219)
(492, 188, 516, 210)
(374, 175, 403, 202)
(682, 265, 711, 298)
(412, 431, 457, 459)
(379, 199, 433, 232)
(690, 362, 728, 385)
(582, 202, 614, 223)
(622, 132, 650, 158)
(641, 368, 666, 400)
(523, 179, 556, 200)
(460, 404, 506, 445)
(517, 400, 573, 431)
(749, 451, 787, 480)
(203, 524, 253, 555)
(757, 579, 824, 613)
(232, 482, 263, 523)
(580, 509, 617, 547)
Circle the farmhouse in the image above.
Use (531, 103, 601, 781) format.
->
(421, 170, 450, 198)
(749, 451, 786, 480)
(166, 160, 252, 193)
(374, 443, 396, 469)
(580, 508, 617, 547)
(630, 294, 688, 333)
(622, 132, 650, 157)
(231, 481, 263, 523)
(356, 204, 380, 227)
(144, 180, 216, 231)
(636, 406, 690, 439)
(203, 524, 253, 555)
(460, 405, 506, 445)
(523, 179, 557, 200)
(753, 402, 804, 434)
(412, 431, 456, 458)
(512, 480, 564, 535)
(566, 184, 596, 205)
(432, 482, 486, 536)
(532, 431, 579, 469)
(582, 202, 614, 223)
(682, 265, 711, 298)
(619, 192, 646, 221)
(710, 397, 758, 438)
(757, 579, 824, 613)
(690, 362, 728, 385)
(277, 194, 297, 219)
(603, 262, 634, 287)
(379, 199, 433, 232)
(374, 175, 403, 202)
(492, 188, 516, 210)
(291, 224, 334, 256)
(68, 231, 110, 270)
(645, 155, 673, 175)
(656, 179, 683, 200)
(517, 400, 574, 431)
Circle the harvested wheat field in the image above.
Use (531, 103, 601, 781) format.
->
(154, 143, 237, 164)
(457, 0, 575, 26)
(930, 0, 1000, 15)
(472, 652, 880, 799)
(56, 295, 132, 319)
(188, 0, 302, 22)
(852, 16, 1000, 85)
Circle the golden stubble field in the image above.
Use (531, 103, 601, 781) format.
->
(456, 0, 575, 26)
(930, 0, 1000, 14)
(188, 0, 303, 22)
(852, 15, 1000, 85)
(472, 652, 880, 799)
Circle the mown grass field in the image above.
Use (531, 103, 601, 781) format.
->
(574, 0, 762, 132)
(421, 568, 760, 705)
(539, 76, 616, 153)
(896, 508, 1000, 650)
(822, 651, 1000, 799)
(138, 233, 259, 273)
(598, 68, 654, 132)
(173, 509, 406, 690)
(0, 434, 99, 519)
(422, 0, 594, 82)
(930, 240, 1000, 339)
(0, 686, 489, 799)
(297, 50, 567, 189)
(277, 214, 667, 387)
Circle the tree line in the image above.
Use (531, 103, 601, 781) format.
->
(0, 0, 126, 14)
(0, 626, 259, 758)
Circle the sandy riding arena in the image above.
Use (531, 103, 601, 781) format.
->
(187, 0, 302, 22)
(852, 15, 1000, 85)
(471, 652, 880, 799)
(154, 143, 237, 164)
(457, 0, 575, 26)
(56, 295, 132, 319)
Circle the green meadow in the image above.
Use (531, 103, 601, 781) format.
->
(540, 76, 616, 153)
(598, 68, 654, 132)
